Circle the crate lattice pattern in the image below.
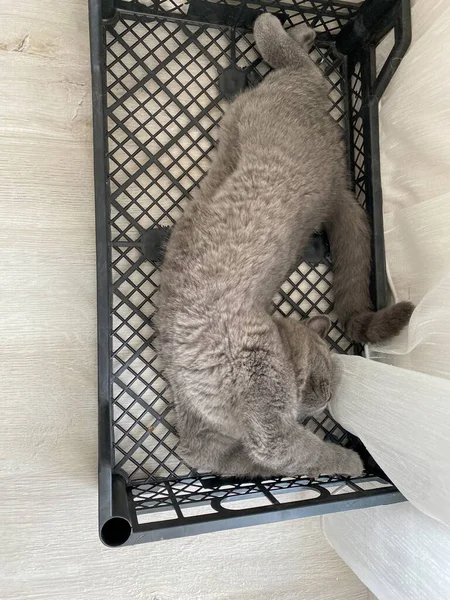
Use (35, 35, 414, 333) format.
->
(106, 1, 366, 483)
(132, 475, 392, 524)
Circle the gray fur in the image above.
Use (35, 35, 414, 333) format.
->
(156, 14, 413, 478)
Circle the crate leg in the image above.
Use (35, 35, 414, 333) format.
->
(100, 474, 132, 547)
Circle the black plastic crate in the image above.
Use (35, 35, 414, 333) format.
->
(89, 0, 411, 546)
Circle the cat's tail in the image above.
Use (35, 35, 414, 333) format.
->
(327, 190, 414, 344)
(254, 13, 315, 70)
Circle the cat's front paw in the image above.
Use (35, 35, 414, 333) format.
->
(305, 447, 364, 480)
(337, 448, 364, 477)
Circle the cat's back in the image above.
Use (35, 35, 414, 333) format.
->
(237, 67, 342, 167)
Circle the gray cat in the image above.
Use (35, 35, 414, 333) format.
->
(156, 14, 413, 478)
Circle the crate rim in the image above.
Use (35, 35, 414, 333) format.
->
(89, 0, 411, 546)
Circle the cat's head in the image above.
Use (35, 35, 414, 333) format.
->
(275, 315, 333, 417)
(302, 316, 333, 416)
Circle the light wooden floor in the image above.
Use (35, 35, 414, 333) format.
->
(0, 1, 373, 598)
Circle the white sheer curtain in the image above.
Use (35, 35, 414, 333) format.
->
(330, 354, 450, 527)
(323, 1, 450, 597)
(324, 503, 450, 600)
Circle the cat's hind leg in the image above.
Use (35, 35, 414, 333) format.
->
(326, 187, 414, 343)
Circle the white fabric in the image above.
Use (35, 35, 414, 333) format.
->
(323, 503, 450, 600)
(330, 355, 450, 528)
(323, 0, 450, 597)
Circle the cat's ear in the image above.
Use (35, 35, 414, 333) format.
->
(307, 316, 331, 339)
